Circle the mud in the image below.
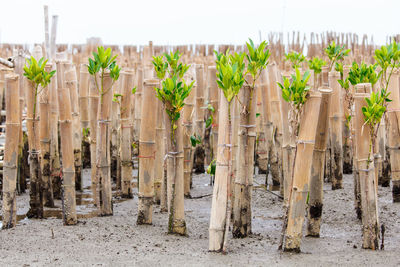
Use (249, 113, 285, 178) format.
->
(1, 168, 400, 266)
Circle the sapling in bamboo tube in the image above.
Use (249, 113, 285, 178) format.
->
(278, 68, 322, 252)
(153, 51, 194, 235)
(209, 49, 244, 252)
(65, 66, 83, 191)
(87, 46, 121, 216)
(233, 39, 270, 238)
(137, 79, 158, 224)
(58, 85, 78, 225)
(120, 70, 135, 198)
(2, 74, 20, 229)
(24, 57, 56, 218)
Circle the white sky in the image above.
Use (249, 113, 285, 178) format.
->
(0, 0, 399, 46)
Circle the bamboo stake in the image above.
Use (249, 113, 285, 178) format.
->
(2, 74, 20, 229)
(306, 87, 332, 237)
(79, 65, 90, 169)
(96, 71, 114, 216)
(282, 91, 321, 252)
(193, 64, 206, 173)
(329, 71, 343, 189)
(260, 69, 272, 186)
(65, 66, 83, 191)
(354, 88, 379, 249)
(134, 68, 143, 144)
(89, 76, 99, 206)
(120, 70, 134, 198)
(111, 78, 121, 188)
(58, 86, 78, 225)
(137, 79, 158, 224)
(209, 66, 219, 166)
(155, 94, 166, 207)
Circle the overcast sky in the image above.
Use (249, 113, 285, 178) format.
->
(1, 0, 399, 46)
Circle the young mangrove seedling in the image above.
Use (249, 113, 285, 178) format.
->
(308, 56, 326, 89)
(325, 41, 351, 71)
(285, 51, 305, 69)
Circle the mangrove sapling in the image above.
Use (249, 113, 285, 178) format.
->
(24, 56, 56, 218)
(278, 68, 322, 252)
(153, 51, 194, 235)
(325, 41, 351, 72)
(233, 39, 270, 238)
(209, 49, 245, 252)
(87, 46, 121, 216)
(308, 56, 326, 89)
(285, 51, 306, 69)
(2, 74, 20, 229)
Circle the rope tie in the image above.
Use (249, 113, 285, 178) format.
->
(25, 118, 39, 121)
(121, 160, 133, 166)
(28, 150, 41, 155)
(297, 140, 315, 150)
(5, 122, 20, 126)
(98, 119, 111, 124)
(138, 151, 156, 159)
(139, 140, 155, 145)
(72, 112, 79, 116)
(40, 138, 51, 143)
(3, 163, 17, 169)
(59, 119, 71, 123)
(387, 146, 400, 150)
(240, 124, 256, 128)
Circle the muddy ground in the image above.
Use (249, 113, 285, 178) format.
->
(1, 167, 400, 266)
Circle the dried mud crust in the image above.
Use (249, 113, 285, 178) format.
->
(0, 169, 400, 266)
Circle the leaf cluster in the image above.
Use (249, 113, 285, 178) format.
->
(277, 68, 311, 108)
(285, 51, 306, 69)
(362, 90, 391, 129)
(88, 46, 121, 81)
(23, 56, 56, 88)
(246, 39, 270, 79)
(325, 41, 351, 71)
(308, 56, 326, 74)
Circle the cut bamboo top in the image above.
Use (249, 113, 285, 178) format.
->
(354, 83, 372, 94)
(387, 69, 400, 110)
(354, 92, 370, 159)
(5, 74, 19, 123)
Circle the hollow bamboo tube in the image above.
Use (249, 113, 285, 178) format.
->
(209, 92, 231, 252)
(328, 71, 343, 190)
(255, 77, 268, 174)
(79, 65, 90, 169)
(283, 91, 321, 252)
(134, 68, 143, 143)
(155, 95, 166, 207)
(120, 70, 134, 198)
(209, 66, 219, 163)
(260, 69, 272, 184)
(89, 76, 99, 206)
(111, 78, 121, 188)
(96, 71, 114, 216)
(342, 65, 353, 174)
(231, 97, 240, 215)
(232, 81, 256, 238)
(183, 68, 196, 198)
(137, 79, 158, 224)
(267, 63, 283, 190)
(65, 66, 83, 191)
(354, 90, 379, 249)
(193, 64, 205, 173)
(58, 86, 78, 225)
(40, 64, 54, 208)
(165, 115, 186, 235)
(25, 76, 43, 219)
(386, 70, 400, 202)
(306, 87, 332, 237)
(2, 74, 20, 228)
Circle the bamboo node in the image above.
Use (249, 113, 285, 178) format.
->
(5, 122, 20, 126)
(359, 167, 374, 172)
(59, 119, 71, 123)
(3, 163, 17, 169)
(139, 140, 156, 144)
(72, 112, 79, 116)
(387, 146, 400, 150)
(121, 160, 133, 166)
(40, 138, 51, 143)
(98, 119, 111, 124)
(28, 150, 41, 155)
(240, 124, 256, 128)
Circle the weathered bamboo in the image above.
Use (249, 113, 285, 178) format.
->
(155, 96, 166, 207)
(354, 89, 379, 249)
(193, 64, 205, 174)
(65, 66, 83, 191)
(166, 115, 187, 235)
(79, 65, 90, 169)
(2, 74, 20, 229)
(255, 75, 268, 174)
(232, 82, 256, 238)
(209, 66, 219, 164)
(96, 71, 114, 216)
(387, 70, 400, 202)
(342, 65, 352, 174)
(111, 78, 121, 188)
(209, 91, 231, 251)
(25, 75, 43, 219)
(328, 71, 343, 190)
(282, 91, 321, 252)
(89, 75, 100, 206)
(58, 86, 78, 225)
(137, 79, 158, 224)
(306, 87, 332, 237)
(120, 70, 134, 198)
(40, 64, 54, 207)
(183, 69, 196, 197)
(134, 68, 143, 143)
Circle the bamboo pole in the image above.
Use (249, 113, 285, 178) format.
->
(354, 88, 379, 249)
(193, 64, 206, 173)
(137, 79, 158, 224)
(282, 91, 321, 252)
(65, 66, 83, 191)
(120, 70, 134, 198)
(89, 75, 100, 207)
(387, 70, 400, 202)
(209, 91, 232, 251)
(2, 74, 20, 229)
(255, 76, 268, 174)
(306, 87, 332, 237)
(40, 64, 54, 207)
(58, 86, 78, 225)
(183, 68, 196, 198)
(134, 68, 143, 144)
(96, 71, 114, 216)
(155, 93, 166, 207)
(342, 65, 353, 174)
(79, 64, 90, 169)
(209, 66, 219, 166)
(111, 78, 121, 188)
(329, 71, 343, 189)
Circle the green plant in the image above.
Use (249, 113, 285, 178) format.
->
(82, 127, 90, 138)
(87, 46, 121, 103)
(153, 51, 194, 143)
(374, 39, 400, 90)
(205, 103, 215, 129)
(190, 135, 202, 147)
(277, 68, 311, 137)
(347, 62, 380, 87)
(207, 159, 216, 176)
(325, 41, 351, 71)
(308, 56, 326, 88)
(285, 51, 305, 69)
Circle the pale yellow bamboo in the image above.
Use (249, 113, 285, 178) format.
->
(89, 76, 100, 206)
(209, 66, 219, 163)
(134, 68, 143, 143)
